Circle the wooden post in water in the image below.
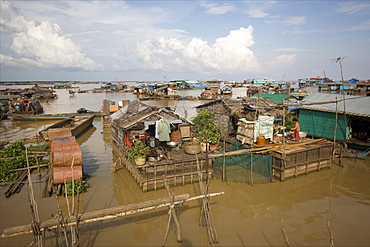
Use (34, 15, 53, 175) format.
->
(162, 177, 182, 245)
(2, 192, 225, 238)
(2, 194, 190, 238)
(282, 100, 287, 181)
(327, 220, 334, 247)
(222, 139, 226, 182)
(195, 154, 218, 244)
(25, 147, 43, 247)
(333, 97, 338, 159)
(280, 214, 290, 247)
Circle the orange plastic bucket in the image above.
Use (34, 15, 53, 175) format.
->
(256, 136, 266, 146)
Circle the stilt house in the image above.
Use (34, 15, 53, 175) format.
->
(111, 100, 212, 191)
(299, 93, 370, 149)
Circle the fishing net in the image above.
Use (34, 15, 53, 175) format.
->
(213, 141, 273, 184)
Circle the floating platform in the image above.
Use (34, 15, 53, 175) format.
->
(112, 142, 212, 191)
(271, 139, 333, 181)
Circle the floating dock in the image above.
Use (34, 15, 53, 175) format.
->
(112, 143, 212, 191)
(271, 139, 333, 181)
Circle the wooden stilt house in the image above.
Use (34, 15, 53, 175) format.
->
(111, 100, 213, 191)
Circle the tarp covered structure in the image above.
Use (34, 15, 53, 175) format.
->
(239, 115, 274, 142)
(213, 141, 273, 185)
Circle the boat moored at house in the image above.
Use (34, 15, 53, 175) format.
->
(39, 115, 95, 140)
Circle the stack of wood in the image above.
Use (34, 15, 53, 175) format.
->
(49, 129, 83, 184)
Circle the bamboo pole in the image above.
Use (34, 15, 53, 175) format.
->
(0, 151, 48, 154)
(25, 147, 43, 247)
(255, 138, 325, 154)
(5, 170, 28, 197)
(55, 195, 69, 246)
(222, 139, 226, 182)
(195, 154, 218, 244)
(333, 97, 338, 159)
(282, 100, 287, 179)
(280, 215, 290, 247)
(162, 211, 172, 247)
(163, 178, 182, 244)
(2, 192, 223, 238)
(327, 220, 334, 247)
(9, 164, 48, 172)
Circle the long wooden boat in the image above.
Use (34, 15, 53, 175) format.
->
(9, 111, 101, 121)
(0, 112, 7, 120)
(39, 115, 95, 140)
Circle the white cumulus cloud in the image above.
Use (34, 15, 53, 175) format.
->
(1, 1, 103, 71)
(200, 1, 235, 15)
(266, 16, 306, 25)
(274, 48, 311, 52)
(266, 54, 297, 70)
(244, 1, 279, 19)
(247, 9, 270, 18)
(134, 26, 260, 74)
(336, 2, 370, 15)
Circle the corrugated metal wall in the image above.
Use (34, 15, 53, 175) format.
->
(299, 109, 350, 141)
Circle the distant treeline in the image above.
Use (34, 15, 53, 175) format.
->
(1, 81, 104, 85)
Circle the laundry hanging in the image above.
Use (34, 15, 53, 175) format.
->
(157, 119, 171, 141)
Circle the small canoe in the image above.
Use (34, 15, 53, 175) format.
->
(39, 115, 95, 140)
(9, 111, 101, 121)
(341, 148, 370, 159)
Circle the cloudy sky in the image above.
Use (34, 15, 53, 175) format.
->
(1, 0, 369, 82)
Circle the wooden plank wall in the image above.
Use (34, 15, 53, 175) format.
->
(272, 142, 333, 181)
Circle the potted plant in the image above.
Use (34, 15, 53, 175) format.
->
(191, 110, 222, 151)
(127, 142, 151, 166)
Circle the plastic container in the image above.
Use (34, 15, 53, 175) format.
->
(256, 136, 266, 146)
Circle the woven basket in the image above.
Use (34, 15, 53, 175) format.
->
(183, 142, 201, 154)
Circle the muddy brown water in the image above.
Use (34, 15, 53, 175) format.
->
(0, 85, 369, 246)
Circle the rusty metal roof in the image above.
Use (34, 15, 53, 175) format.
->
(301, 93, 370, 117)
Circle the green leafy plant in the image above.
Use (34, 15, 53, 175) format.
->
(127, 142, 151, 160)
(285, 114, 295, 132)
(65, 180, 90, 195)
(191, 110, 222, 145)
(0, 142, 49, 185)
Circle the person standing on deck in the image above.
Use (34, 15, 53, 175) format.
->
(291, 117, 300, 141)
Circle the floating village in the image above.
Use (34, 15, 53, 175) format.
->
(0, 77, 369, 245)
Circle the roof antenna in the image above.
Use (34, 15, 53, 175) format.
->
(330, 56, 347, 82)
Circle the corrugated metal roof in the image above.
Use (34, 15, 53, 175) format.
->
(301, 93, 370, 117)
(251, 93, 292, 103)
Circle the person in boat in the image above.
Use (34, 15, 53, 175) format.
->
(291, 117, 300, 141)
(19, 98, 25, 112)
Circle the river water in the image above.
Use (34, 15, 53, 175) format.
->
(0, 84, 369, 246)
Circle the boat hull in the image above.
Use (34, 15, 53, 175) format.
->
(9, 112, 101, 121)
(39, 115, 95, 140)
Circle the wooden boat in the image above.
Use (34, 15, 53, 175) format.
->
(341, 148, 370, 158)
(221, 85, 233, 94)
(0, 112, 7, 120)
(92, 88, 105, 93)
(9, 111, 101, 121)
(39, 115, 95, 140)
